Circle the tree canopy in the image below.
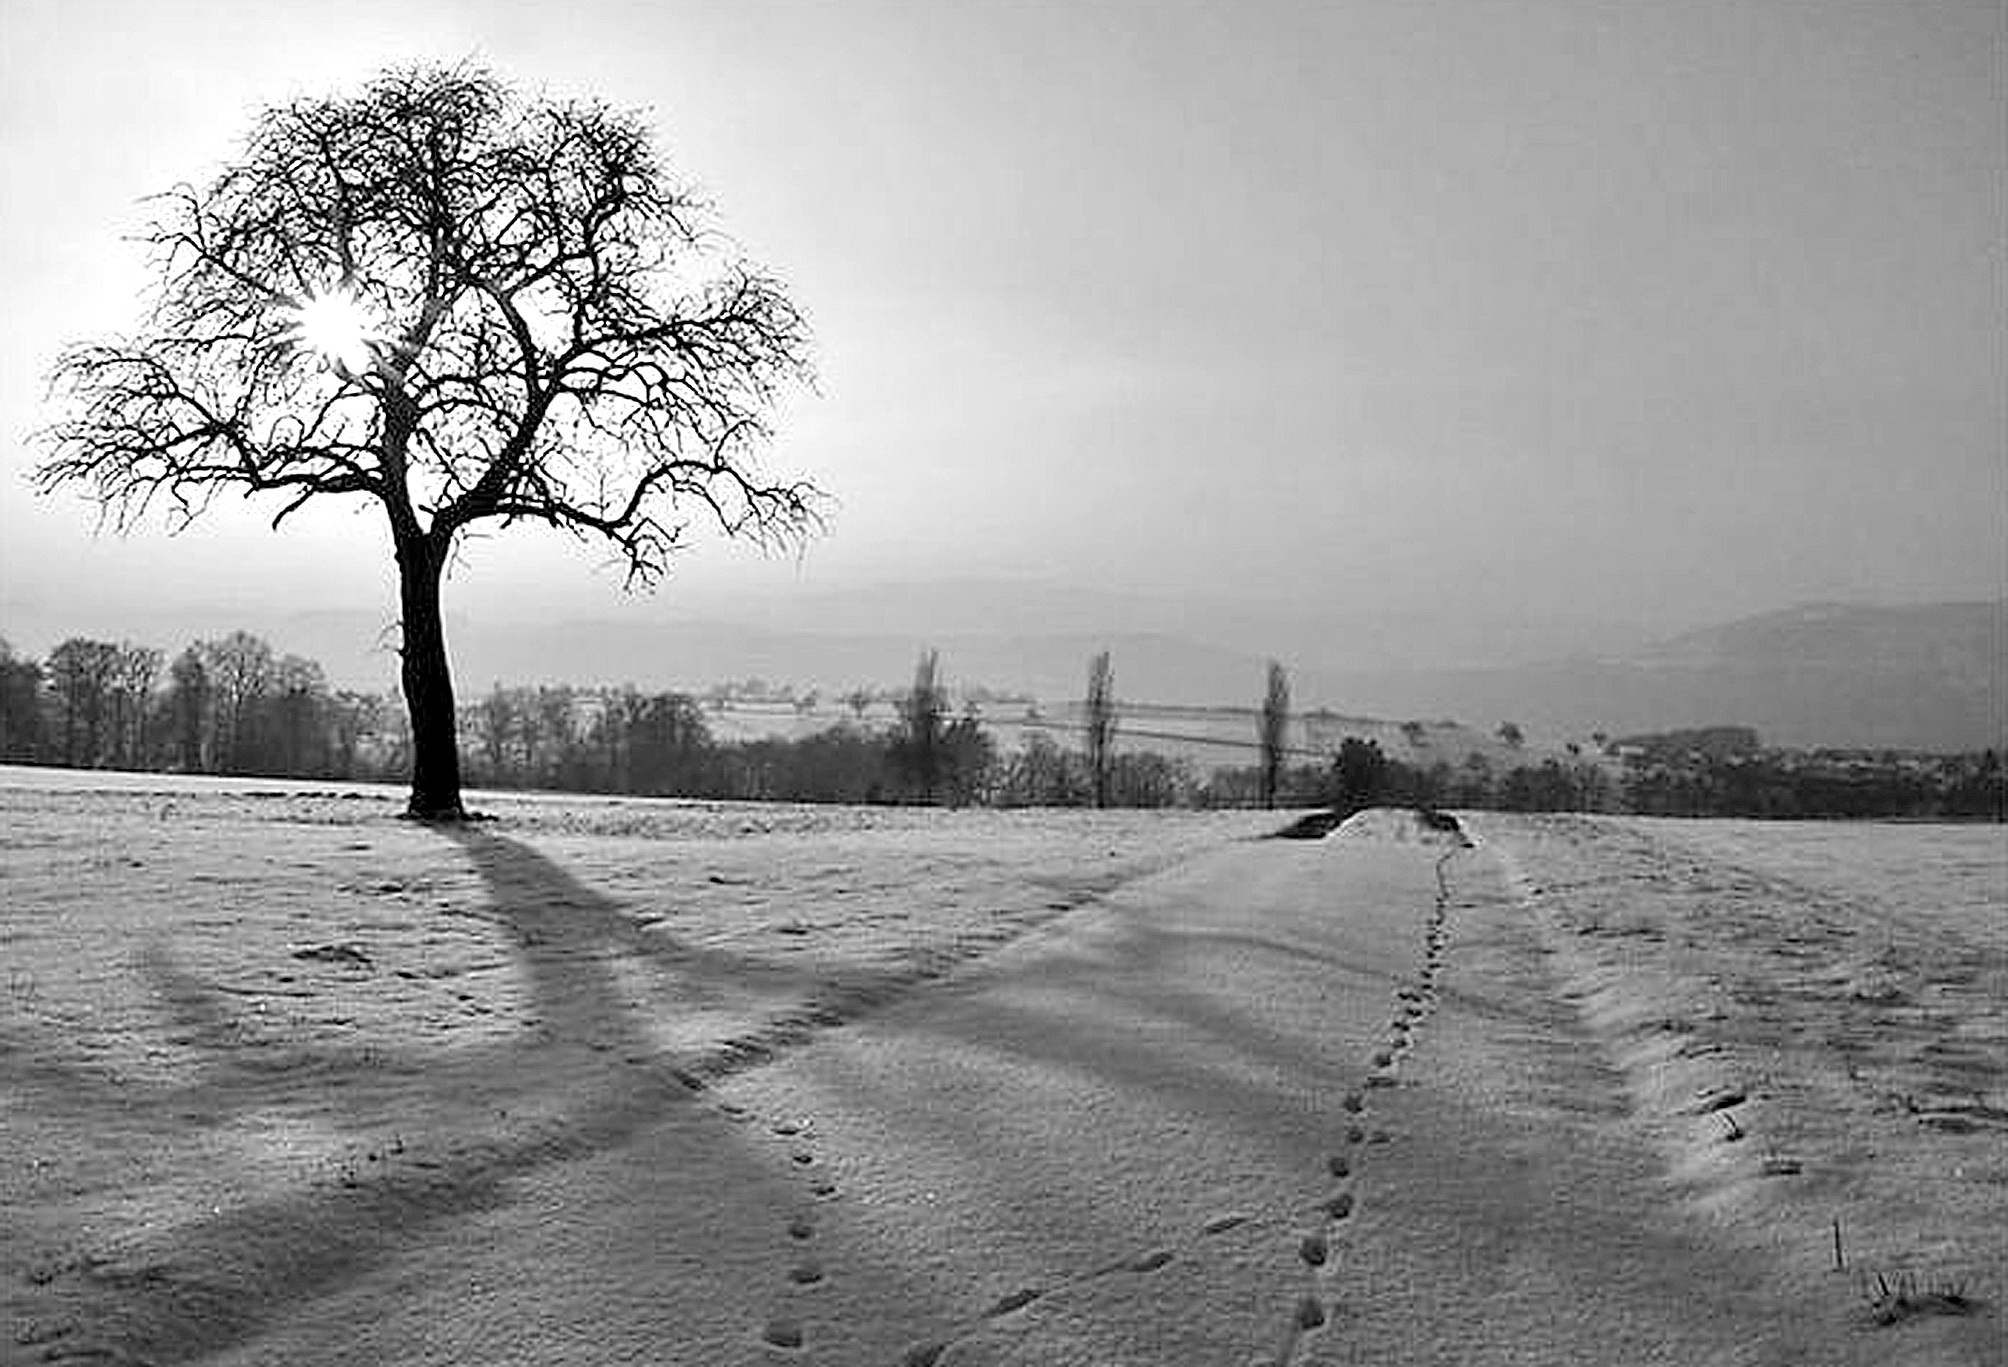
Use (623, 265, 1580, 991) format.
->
(38, 63, 818, 576)
(35, 63, 821, 816)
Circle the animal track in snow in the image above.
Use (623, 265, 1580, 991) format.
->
(739, 834, 1476, 1366)
(704, 1091, 846, 1354)
(985, 1286, 1046, 1318)
(1272, 838, 1468, 1365)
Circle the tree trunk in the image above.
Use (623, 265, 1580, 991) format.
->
(396, 535, 465, 818)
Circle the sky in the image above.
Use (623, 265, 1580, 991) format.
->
(1, 0, 2002, 667)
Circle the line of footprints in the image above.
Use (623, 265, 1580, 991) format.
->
(1263, 848, 1462, 1366)
(716, 847, 1464, 1364)
(698, 1098, 835, 1356)
(725, 1088, 1211, 1366)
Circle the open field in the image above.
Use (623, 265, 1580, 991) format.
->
(2, 769, 2001, 1363)
(1471, 813, 2005, 1278)
(0, 769, 1284, 1362)
(697, 699, 1547, 770)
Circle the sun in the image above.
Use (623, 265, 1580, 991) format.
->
(286, 289, 379, 374)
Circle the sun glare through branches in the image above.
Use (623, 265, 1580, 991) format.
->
(286, 289, 379, 374)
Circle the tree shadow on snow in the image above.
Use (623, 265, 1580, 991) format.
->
(22, 824, 830, 1366)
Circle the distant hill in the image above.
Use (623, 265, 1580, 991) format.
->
(1330, 602, 2004, 753)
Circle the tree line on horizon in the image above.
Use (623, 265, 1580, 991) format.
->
(2, 631, 1999, 820)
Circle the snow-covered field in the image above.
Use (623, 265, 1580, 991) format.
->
(0, 768, 1284, 1361)
(3, 769, 2000, 1364)
(1466, 813, 2005, 1356)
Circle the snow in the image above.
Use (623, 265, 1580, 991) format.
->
(4, 773, 2001, 1363)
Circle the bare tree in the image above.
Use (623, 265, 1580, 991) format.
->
(271, 654, 331, 776)
(109, 642, 163, 769)
(165, 646, 210, 772)
(1084, 649, 1116, 808)
(35, 64, 819, 817)
(0, 641, 47, 763)
(202, 631, 276, 773)
(895, 649, 947, 803)
(47, 638, 120, 767)
(329, 689, 387, 779)
(473, 683, 518, 783)
(1259, 659, 1290, 809)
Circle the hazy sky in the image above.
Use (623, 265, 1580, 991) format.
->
(2, 0, 2002, 656)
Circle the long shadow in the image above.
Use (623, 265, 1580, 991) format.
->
(19, 824, 824, 1365)
(19, 822, 1409, 1365)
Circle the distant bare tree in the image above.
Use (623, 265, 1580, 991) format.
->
(895, 649, 947, 802)
(110, 643, 163, 769)
(35, 64, 819, 818)
(0, 640, 47, 763)
(328, 689, 387, 779)
(530, 687, 580, 787)
(474, 684, 518, 783)
(202, 631, 275, 773)
(270, 654, 330, 775)
(165, 646, 210, 772)
(1259, 659, 1290, 809)
(1084, 649, 1116, 808)
(46, 638, 120, 767)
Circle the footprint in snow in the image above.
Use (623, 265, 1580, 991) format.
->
(985, 1286, 1045, 1317)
